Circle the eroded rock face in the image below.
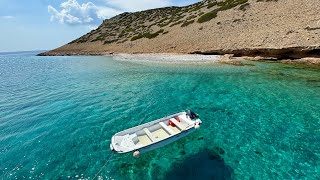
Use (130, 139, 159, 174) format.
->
(191, 46, 320, 59)
(41, 0, 320, 59)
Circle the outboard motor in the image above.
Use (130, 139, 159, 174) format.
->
(186, 110, 199, 119)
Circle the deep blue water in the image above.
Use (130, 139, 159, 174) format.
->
(0, 54, 319, 179)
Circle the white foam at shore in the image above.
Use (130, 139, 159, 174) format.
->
(112, 53, 222, 64)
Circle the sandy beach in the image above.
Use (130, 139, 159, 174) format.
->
(112, 53, 223, 64)
(111, 53, 320, 67)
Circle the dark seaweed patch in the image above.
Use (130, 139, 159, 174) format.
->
(164, 149, 233, 180)
(180, 150, 187, 155)
(215, 147, 225, 155)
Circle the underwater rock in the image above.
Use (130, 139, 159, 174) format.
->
(120, 163, 132, 169)
(215, 147, 225, 155)
(180, 150, 187, 155)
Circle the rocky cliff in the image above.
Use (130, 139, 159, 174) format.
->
(40, 0, 320, 59)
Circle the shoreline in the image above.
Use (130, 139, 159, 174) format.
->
(113, 53, 320, 67)
(37, 51, 320, 66)
(37, 46, 320, 59)
(112, 53, 320, 66)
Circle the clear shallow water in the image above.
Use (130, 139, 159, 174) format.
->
(0, 54, 319, 179)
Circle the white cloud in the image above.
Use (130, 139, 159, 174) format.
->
(0, 16, 15, 19)
(88, 25, 98, 30)
(96, 6, 122, 19)
(48, 0, 121, 25)
(48, 0, 194, 25)
(106, 0, 171, 12)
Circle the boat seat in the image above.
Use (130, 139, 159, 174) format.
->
(130, 133, 139, 144)
(159, 122, 175, 135)
(121, 134, 135, 148)
(179, 115, 194, 125)
(143, 128, 156, 142)
(170, 118, 187, 131)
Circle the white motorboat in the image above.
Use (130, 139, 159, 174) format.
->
(110, 110, 202, 157)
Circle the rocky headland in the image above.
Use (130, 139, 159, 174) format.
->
(39, 0, 320, 64)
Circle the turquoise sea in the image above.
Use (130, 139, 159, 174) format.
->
(0, 52, 319, 179)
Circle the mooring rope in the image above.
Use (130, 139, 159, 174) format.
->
(92, 152, 114, 180)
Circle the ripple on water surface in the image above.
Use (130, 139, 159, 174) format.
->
(0, 55, 319, 179)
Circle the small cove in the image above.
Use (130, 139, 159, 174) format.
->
(0, 54, 319, 179)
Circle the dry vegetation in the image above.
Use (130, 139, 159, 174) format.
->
(68, 0, 254, 44)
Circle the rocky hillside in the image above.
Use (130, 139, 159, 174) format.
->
(40, 0, 320, 59)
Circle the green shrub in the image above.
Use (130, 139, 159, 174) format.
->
(189, 5, 202, 12)
(125, 27, 134, 32)
(157, 29, 164, 33)
(197, 10, 218, 23)
(90, 36, 104, 42)
(218, 0, 248, 11)
(172, 15, 184, 22)
(131, 34, 144, 41)
(144, 33, 158, 39)
(104, 39, 118, 44)
(159, 21, 172, 27)
(170, 20, 183, 27)
(130, 29, 164, 41)
(77, 39, 87, 43)
(144, 29, 164, 39)
(157, 18, 168, 24)
(186, 15, 197, 20)
(207, 2, 218, 8)
(181, 20, 195, 27)
(198, 0, 248, 23)
(148, 22, 157, 28)
(118, 30, 127, 38)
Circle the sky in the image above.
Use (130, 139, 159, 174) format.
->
(0, 0, 200, 52)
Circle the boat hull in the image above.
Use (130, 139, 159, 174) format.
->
(110, 111, 202, 155)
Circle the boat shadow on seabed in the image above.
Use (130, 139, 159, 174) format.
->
(163, 148, 234, 180)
